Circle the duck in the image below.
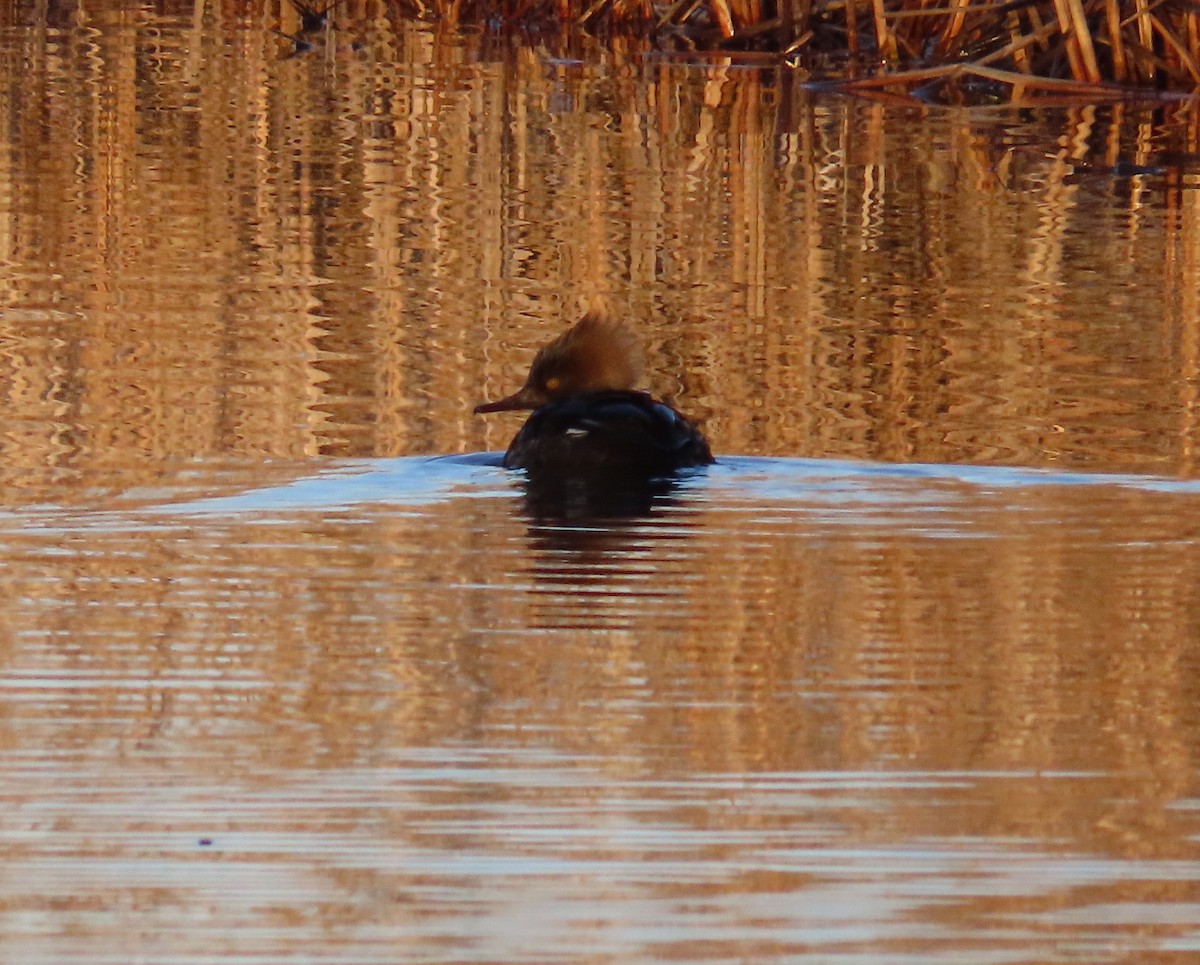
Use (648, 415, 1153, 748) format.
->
(474, 314, 714, 477)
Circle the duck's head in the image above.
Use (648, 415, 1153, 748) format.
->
(474, 314, 644, 413)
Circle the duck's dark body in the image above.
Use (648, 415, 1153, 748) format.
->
(502, 389, 713, 477)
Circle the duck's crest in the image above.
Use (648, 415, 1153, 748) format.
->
(535, 313, 644, 392)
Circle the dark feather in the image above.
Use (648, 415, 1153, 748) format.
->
(503, 390, 713, 477)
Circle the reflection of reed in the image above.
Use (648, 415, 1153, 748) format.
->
(0, 5, 1198, 499)
(3, 477, 1198, 858)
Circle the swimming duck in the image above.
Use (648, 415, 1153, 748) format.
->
(474, 314, 714, 477)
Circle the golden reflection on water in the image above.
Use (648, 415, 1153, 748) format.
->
(1, 4, 1200, 482)
(0, 463, 1198, 959)
(0, 1, 1199, 961)
(0, 465, 1195, 955)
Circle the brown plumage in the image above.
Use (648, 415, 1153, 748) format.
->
(474, 314, 643, 413)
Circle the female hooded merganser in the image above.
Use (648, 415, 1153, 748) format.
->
(474, 314, 714, 477)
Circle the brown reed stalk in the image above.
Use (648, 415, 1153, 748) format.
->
(1069, 0, 1100, 82)
(729, 0, 763, 33)
(936, 0, 970, 61)
(872, 0, 897, 60)
(1048, 0, 1092, 82)
(1132, 0, 1153, 52)
(578, 0, 607, 25)
(1005, 3, 1033, 73)
(838, 60, 1132, 96)
(711, 0, 735, 35)
(977, 15, 1064, 69)
(846, 0, 859, 56)
(1104, 0, 1126, 80)
(1190, 11, 1200, 81)
(1024, 3, 1050, 59)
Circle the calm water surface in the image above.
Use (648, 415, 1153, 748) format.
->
(1, 2, 1199, 962)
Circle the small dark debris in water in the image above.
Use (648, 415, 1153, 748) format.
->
(1110, 161, 1169, 179)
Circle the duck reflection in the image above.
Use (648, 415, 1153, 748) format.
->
(519, 470, 680, 521)
(518, 472, 705, 630)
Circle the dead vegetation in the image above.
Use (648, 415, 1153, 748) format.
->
(402, 0, 1200, 97)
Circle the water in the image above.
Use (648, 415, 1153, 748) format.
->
(1, 2, 1199, 962)
(3, 455, 1198, 962)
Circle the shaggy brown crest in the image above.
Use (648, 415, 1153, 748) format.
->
(474, 314, 644, 413)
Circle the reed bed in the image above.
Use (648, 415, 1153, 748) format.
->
(406, 0, 1200, 95)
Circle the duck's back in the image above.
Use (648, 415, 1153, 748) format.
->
(503, 390, 713, 476)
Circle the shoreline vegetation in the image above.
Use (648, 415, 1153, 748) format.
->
(393, 0, 1200, 100)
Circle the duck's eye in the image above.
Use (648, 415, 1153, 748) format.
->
(544, 376, 561, 392)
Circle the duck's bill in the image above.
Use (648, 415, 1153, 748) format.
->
(474, 386, 542, 414)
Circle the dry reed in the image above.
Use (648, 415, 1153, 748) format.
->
(416, 0, 1200, 96)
